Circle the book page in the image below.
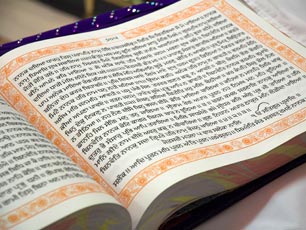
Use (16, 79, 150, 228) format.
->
(0, 97, 129, 230)
(0, 0, 305, 227)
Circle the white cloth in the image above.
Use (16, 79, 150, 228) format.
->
(196, 163, 306, 230)
(244, 0, 306, 46)
(196, 1, 306, 229)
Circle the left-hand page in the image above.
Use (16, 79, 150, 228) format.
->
(0, 97, 130, 230)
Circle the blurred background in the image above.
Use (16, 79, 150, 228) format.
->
(0, 0, 145, 44)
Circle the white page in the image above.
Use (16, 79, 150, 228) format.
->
(0, 97, 127, 230)
(0, 0, 305, 228)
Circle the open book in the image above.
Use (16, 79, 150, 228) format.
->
(0, 0, 305, 229)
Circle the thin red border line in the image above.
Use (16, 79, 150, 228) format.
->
(2, 81, 118, 197)
(0, 1, 304, 227)
(119, 108, 306, 206)
(1, 0, 305, 77)
(1, 39, 102, 78)
(0, 182, 102, 229)
(0, 87, 116, 198)
(1, 54, 117, 197)
(118, 0, 306, 204)
(116, 0, 306, 205)
(217, 2, 306, 72)
(0, 1, 215, 78)
(121, 1, 215, 38)
(121, 107, 306, 193)
(1, 0, 305, 206)
(0, 1, 219, 199)
(2, 84, 305, 208)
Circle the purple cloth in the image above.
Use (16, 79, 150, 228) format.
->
(0, 0, 178, 56)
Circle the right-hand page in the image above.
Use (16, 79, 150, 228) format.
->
(0, 0, 305, 228)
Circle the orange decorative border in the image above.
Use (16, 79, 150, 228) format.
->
(117, 0, 306, 206)
(0, 0, 304, 215)
(0, 182, 104, 229)
(0, 82, 115, 198)
(217, 1, 306, 70)
(119, 108, 306, 205)
(121, 0, 215, 39)
(1, 39, 101, 77)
